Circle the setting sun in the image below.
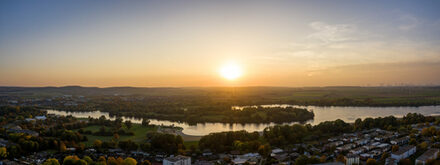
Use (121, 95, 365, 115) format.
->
(220, 63, 243, 80)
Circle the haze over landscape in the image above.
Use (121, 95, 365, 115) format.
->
(2, 1, 440, 165)
(1, 0, 440, 87)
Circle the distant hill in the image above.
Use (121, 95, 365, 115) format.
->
(1, 86, 439, 98)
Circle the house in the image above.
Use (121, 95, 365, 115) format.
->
(326, 141, 344, 148)
(202, 149, 213, 156)
(0, 139, 13, 147)
(355, 139, 369, 146)
(328, 137, 339, 142)
(8, 129, 39, 137)
(385, 158, 397, 165)
(271, 148, 284, 155)
(350, 147, 365, 155)
(344, 154, 359, 165)
(390, 136, 409, 145)
(362, 145, 376, 151)
(337, 144, 355, 152)
(35, 116, 47, 120)
(25, 118, 36, 122)
(230, 150, 241, 155)
(415, 148, 440, 165)
(194, 160, 214, 165)
(390, 145, 416, 161)
(377, 143, 389, 149)
(371, 142, 380, 146)
(163, 155, 191, 165)
(272, 153, 288, 162)
(231, 157, 248, 165)
(312, 162, 344, 165)
(359, 153, 371, 160)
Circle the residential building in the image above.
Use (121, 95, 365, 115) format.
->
(312, 162, 344, 165)
(415, 148, 440, 165)
(385, 158, 397, 165)
(391, 145, 416, 161)
(390, 136, 409, 145)
(163, 155, 191, 165)
(344, 154, 359, 165)
(35, 116, 47, 120)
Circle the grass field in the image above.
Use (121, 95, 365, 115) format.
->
(183, 141, 199, 149)
(74, 124, 157, 146)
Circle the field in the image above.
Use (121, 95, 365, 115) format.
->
(73, 124, 156, 146)
(1, 86, 439, 106)
(183, 141, 199, 150)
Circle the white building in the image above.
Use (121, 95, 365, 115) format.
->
(232, 157, 248, 165)
(345, 154, 359, 165)
(35, 116, 47, 120)
(415, 148, 439, 165)
(163, 155, 191, 165)
(391, 145, 416, 161)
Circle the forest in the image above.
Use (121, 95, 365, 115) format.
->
(198, 112, 435, 154)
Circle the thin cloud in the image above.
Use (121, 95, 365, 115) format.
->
(308, 22, 357, 43)
(398, 14, 419, 31)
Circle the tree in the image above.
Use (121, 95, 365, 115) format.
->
(141, 142, 151, 152)
(419, 142, 428, 149)
(94, 140, 103, 149)
(96, 156, 107, 165)
(63, 156, 80, 165)
(82, 156, 93, 164)
(123, 157, 137, 165)
(107, 157, 119, 165)
(257, 144, 271, 157)
(294, 155, 310, 165)
(392, 145, 399, 152)
(142, 118, 150, 126)
(320, 155, 327, 163)
(59, 142, 67, 152)
(399, 159, 412, 165)
(366, 158, 377, 165)
(113, 133, 120, 142)
(336, 155, 346, 163)
(42, 158, 60, 165)
(125, 120, 132, 130)
(0, 147, 7, 158)
(118, 140, 138, 151)
(139, 160, 152, 165)
(380, 152, 390, 161)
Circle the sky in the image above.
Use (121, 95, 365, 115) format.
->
(1, 0, 440, 87)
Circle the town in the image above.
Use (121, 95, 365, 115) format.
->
(1, 105, 440, 165)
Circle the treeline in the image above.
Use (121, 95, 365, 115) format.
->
(199, 113, 434, 153)
(91, 132, 184, 154)
(59, 100, 314, 124)
(41, 155, 150, 165)
(285, 97, 440, 107)
(199, 131, 261, 153)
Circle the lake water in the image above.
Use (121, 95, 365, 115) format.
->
(45, 105, 440, 136)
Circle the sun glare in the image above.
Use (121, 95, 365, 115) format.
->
(220, 63, 243, 80)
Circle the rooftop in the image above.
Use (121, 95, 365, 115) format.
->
(416, 148, 440, 161)
(392, 145, 415, 155)
(164, 155, 190, 162)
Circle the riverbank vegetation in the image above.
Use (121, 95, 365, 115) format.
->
(3, 86, 439, 124)
(198, 113, 435, 154)
(60, 104, 315, 124)
(2, 105, 440, 164)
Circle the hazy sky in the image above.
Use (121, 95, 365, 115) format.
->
(1, 0, 440, 87)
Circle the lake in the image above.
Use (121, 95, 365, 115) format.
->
(45, 105, 440, 136)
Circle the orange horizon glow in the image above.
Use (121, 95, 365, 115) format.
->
(1, 1, 440, 87)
